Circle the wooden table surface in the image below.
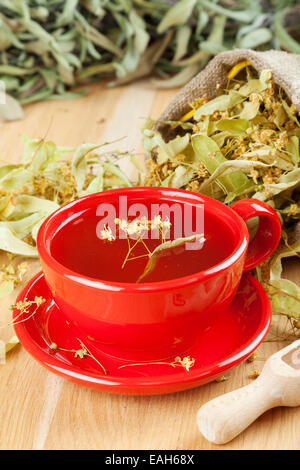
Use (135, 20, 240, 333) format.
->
(0, 81, 299, 450)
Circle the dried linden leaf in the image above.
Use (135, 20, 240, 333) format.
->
(216, 119, 250, 135)
(0, 223, 38, 257)
(194, 91, 245, 120)
(0, 280, 15, 298)
(157, 0, 196, 34)
(0, 93, 24, 121)
(0, 336, 19, 364)
(137, 234, 204, 283)
(192, 134, 252, 195)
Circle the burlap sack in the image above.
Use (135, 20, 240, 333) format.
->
(156, 49, 300, 138)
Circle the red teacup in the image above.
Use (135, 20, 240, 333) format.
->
(37, 187, 281, 360)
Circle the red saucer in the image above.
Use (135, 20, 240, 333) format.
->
(13, 272, 271, 395)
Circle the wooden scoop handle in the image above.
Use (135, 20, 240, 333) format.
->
(197, 376, 279, 444)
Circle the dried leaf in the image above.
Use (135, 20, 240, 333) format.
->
(0, 336, 20, 364)
(238, 28, 272, 49)
(173, 25, 191, 63)
(192, 134, 252, 195)
(137, 234, 204, 283)
(157, 0, 196, 34)
(238, 70, 272, 96)
(151, 63, 201, 89)
(216, 119, 250, 135)
(199, 159, 270, 192)
(143, 130, 190, 165)
(11, 195, 59, 215)
(0, 93, 24, 121)
(162, 165, 195, 188)
(0, 223, 38, 257)
(71, 143, 102, 192)
(240, 101, 260, 120)
(194, 92, 245, 120)
(0, 280, 14, 298)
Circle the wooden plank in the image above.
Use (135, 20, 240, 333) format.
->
(0, 81, 299, 450)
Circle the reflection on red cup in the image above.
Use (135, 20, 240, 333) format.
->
(37, 187, 281, 361)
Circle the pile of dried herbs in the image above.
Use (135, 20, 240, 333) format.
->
(1, 0, 300, 120)
(0, 135, 139, 296)
(143, 67, 300, 337)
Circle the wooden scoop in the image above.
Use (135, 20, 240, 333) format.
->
(197, 340, 300, 445)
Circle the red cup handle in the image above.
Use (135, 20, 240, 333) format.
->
(231, 199, 281, 272)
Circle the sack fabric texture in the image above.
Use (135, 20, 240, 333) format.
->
(156, 49, 300, 138)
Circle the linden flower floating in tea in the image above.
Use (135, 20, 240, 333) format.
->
(100, 215, 203, 283)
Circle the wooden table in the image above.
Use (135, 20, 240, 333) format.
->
(0, 81, 299, 450)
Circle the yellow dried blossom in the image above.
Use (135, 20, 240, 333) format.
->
(174, 154, 186, 162)
(249, 370, 260, 379)
(247, 351, 257, 363)
(188, 180, 201, 192)
(250, 169, 259, 184)
(174, 356, 195, 371)
(259, 129, 276, 144)
(249, 93, 262, 103)
(275, 131, 289, 149)
(216, 375, 228, 383)
(287, 204, 298, 216)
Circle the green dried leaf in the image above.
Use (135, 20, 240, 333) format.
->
(11, 195, 59, 215)
(7, 212, 46, 239)
(216, 119, 250, 135)
(0, 195, 10, 215)
(238, 28, 272, 49)
(199, 160, 271, 192)
(197, 0, 260, 23)
(192, 134, 252, 195)
(274, 9, 300, 54)
(194, 92, 245, 120)
(0, 167, 31, 191)
(253, 168, 300, 201)
(103, 158, 132, 188)
(270, 240, 300, 281)
(129, 9, 150, 54)
(0, 93, 24, 121)
(238, 70, 272, 96)
(287, 136, 299, 164)
(268, 279, 300, 317)
(281, 100, 300, 127)
(173, 25, 191, 63)
(137, 234, 204, 282)
(240, 101, 260, 120)
(162, 165, 195, 188)
(71, 143, 102, 192)
(157, 0, 196, 34)
(82, 167, 104, 195)
(0, 336, 20, 364)
(151, 63, 201, 89)
(143, 130, 190, 165)
(0, 223, 38, 257)
(0, 280, 14, 298)
(199, 15, 227, 55)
